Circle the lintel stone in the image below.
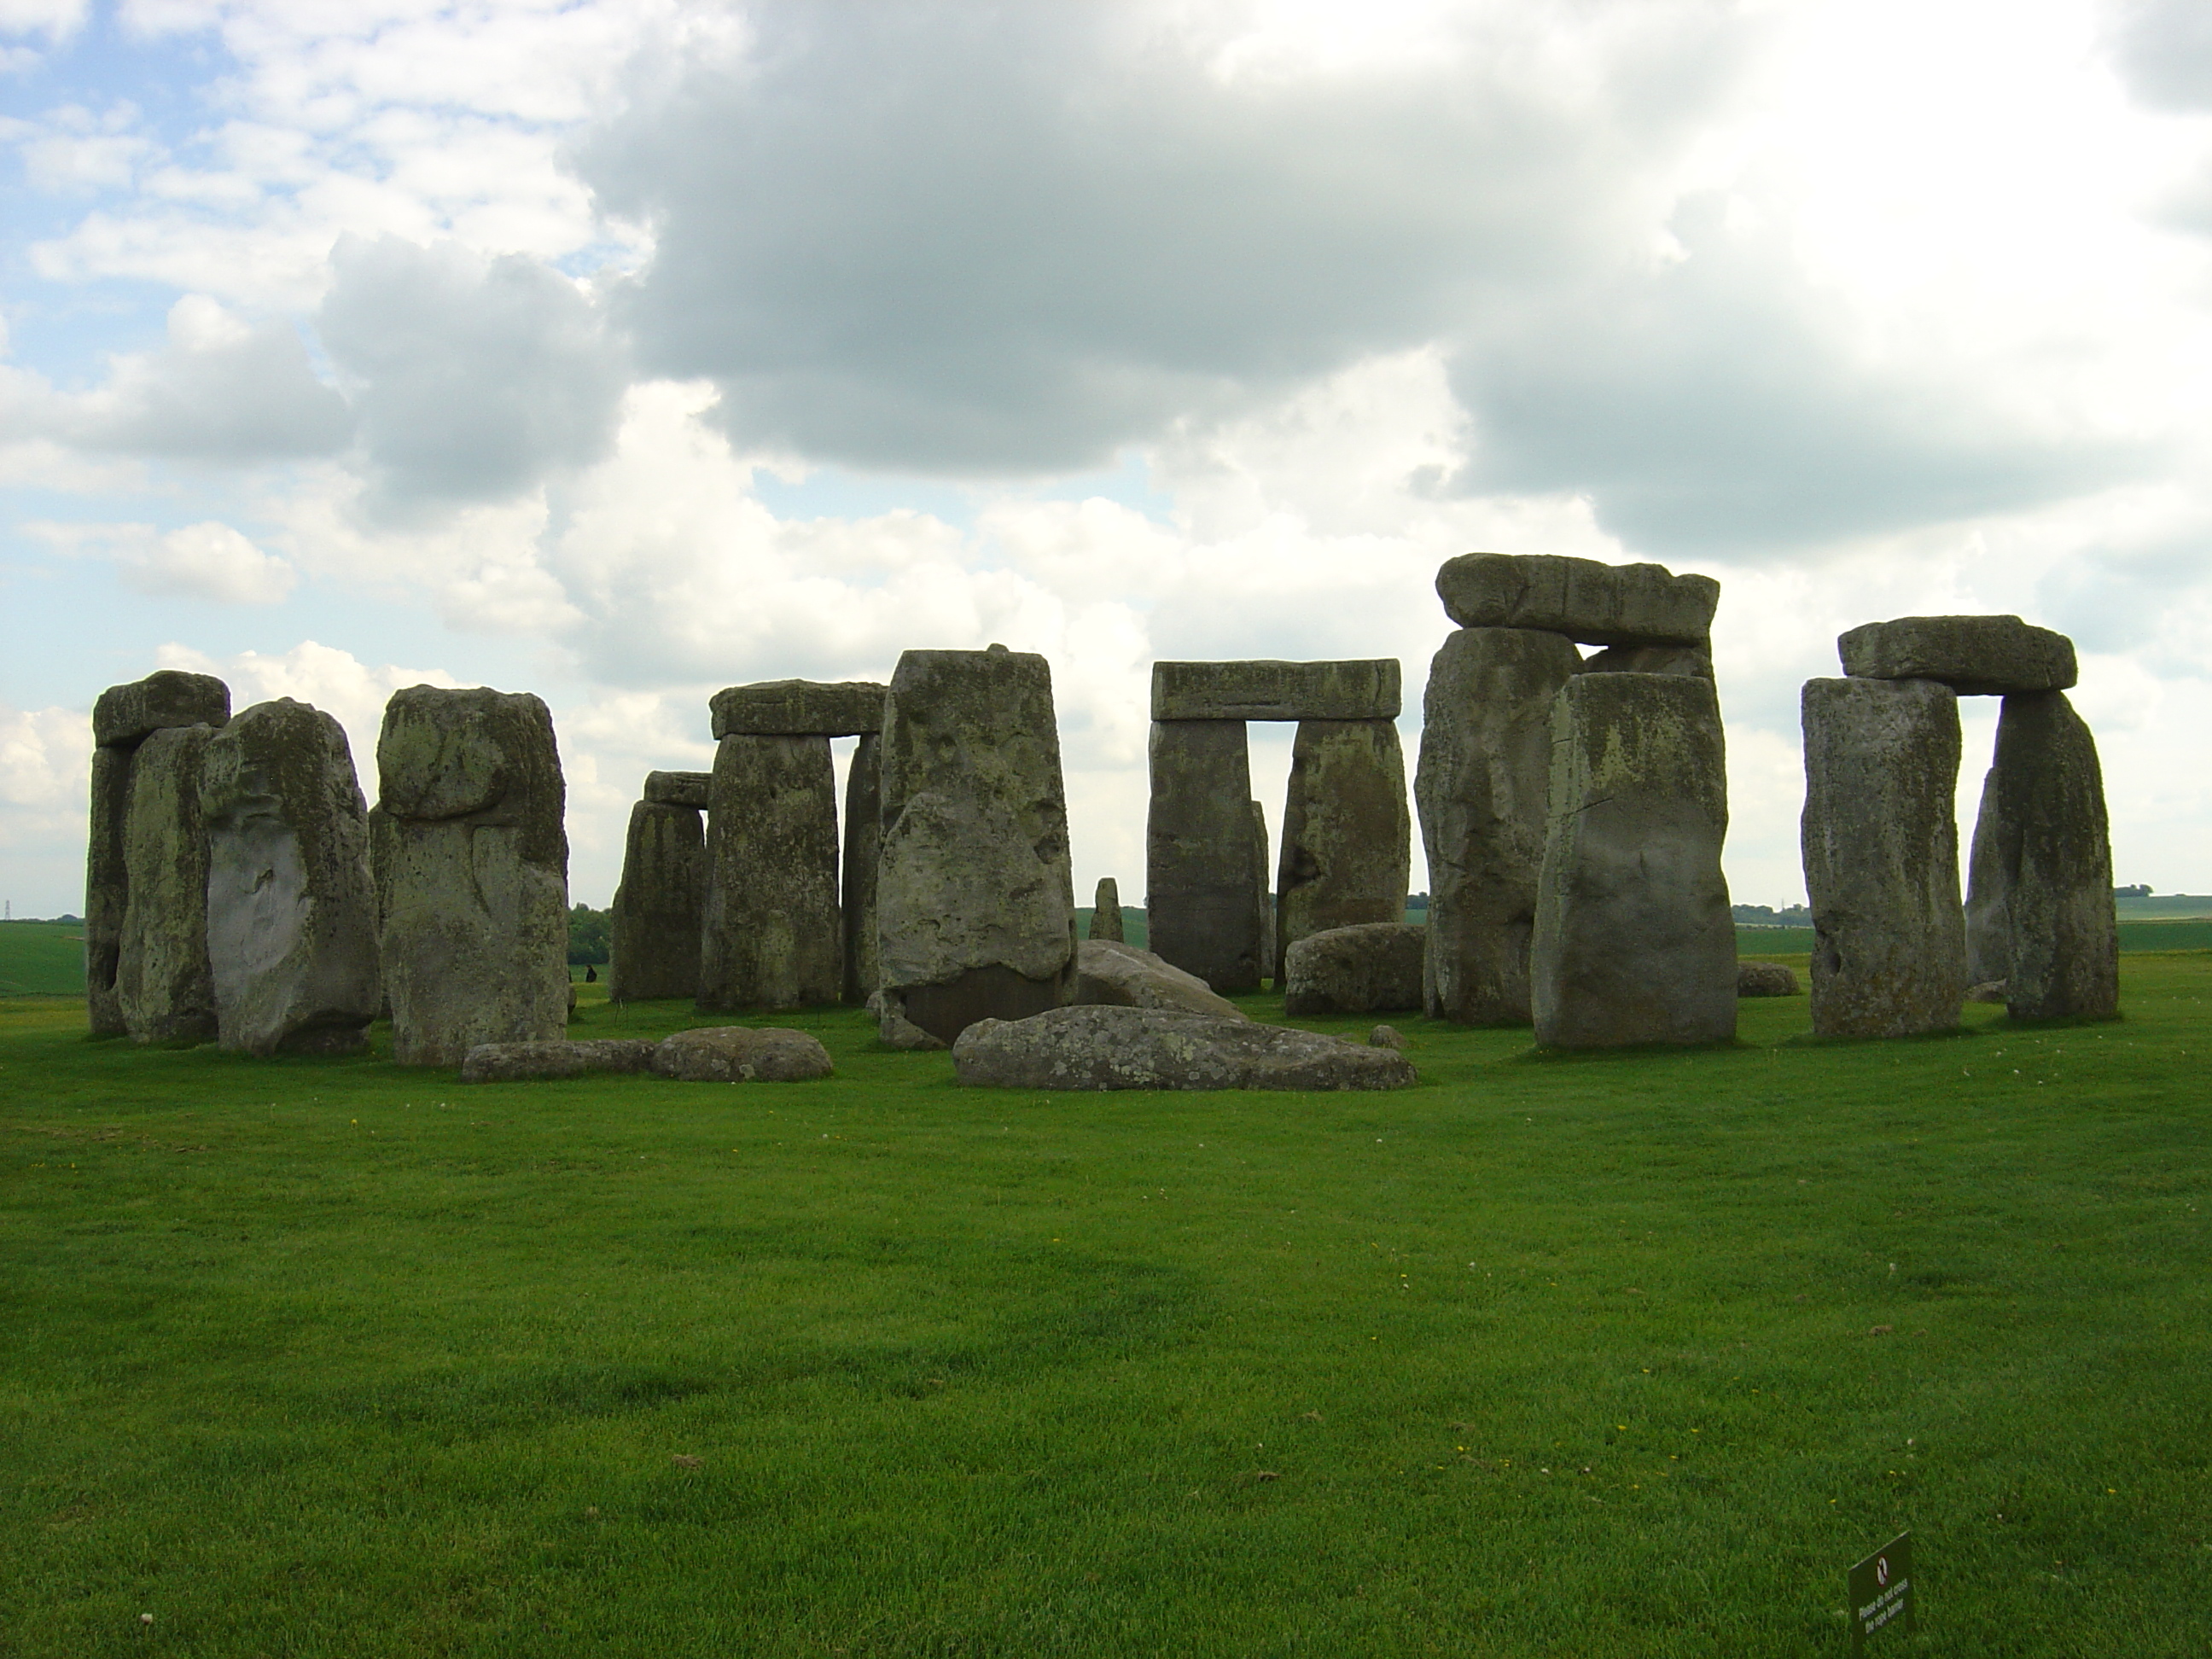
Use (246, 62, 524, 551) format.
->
(710, 679, 888, 738)
(1837, 614, 2076, 696)
(643, 769, 711, 808)
(1150, 659, 1400, 722)
(1435, 552, 1718, 647)
(93, 670, 230, 749)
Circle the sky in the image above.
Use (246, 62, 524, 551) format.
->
(3, 0, 2209, 917)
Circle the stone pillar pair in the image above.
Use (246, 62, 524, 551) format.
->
(1417, 553, 1733, 1047)
(1144, 660, 1409, 992)
(1802, 615, 2114, 1034)
(609, 770, 708, 1003)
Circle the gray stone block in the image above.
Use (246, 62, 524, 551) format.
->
(1283, 922, 1426, 1016)
(1800, 678, 1966, 1037)
(709, 678, 888, 738)
(1146, 719, 1265, 992)
(460, 1038, 659, 1082)
(116, 725, 220, 1044)
(84, 746, 133, 1037)
(951, 1004, 1417, 1091)
(1838, 614, 2076, 696)
(1074, 938, 1245, 1018)
(1577, 641, 1714, 678)
(1738, 961, 1801, 997)
(609, 799, 706, 1002)
(643, 770, 711, 808)
(1532, 673, 1735, 1047)
(1088, 876, 1124, 941)
(93, 670, 230, 749)
(1276, 719, 1412, 982)
(1436, 552, 1719, 647)
(841, 731, 882, 1005)
(698, 733, 842, 1011)
(653, 1025, 835, 1081)
(1150, 659, 1400, 722)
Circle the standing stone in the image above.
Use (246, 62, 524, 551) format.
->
(643, 770, 712, 808)
(1800, 678, 1966, 1038)
(876, 646, 1076, 1044)
(115, 725, 220, 1044)
(1531, 673, 1734, 1048)
(1416, 626, 1582, 1025)
(698, 734, 842, 1011)
(841, 732, 883, 1004)
(1248, 801, 1272, 981)
(375, 687, 569, 1067)
(608, 799, 706, 1002)
(200, 699, 381, 1056)
(367, 804, 397, 1021)
(1147, 719, 1265, 992)
(92, 669, 231, 750)
(1964, 691, 2119, 1021)
(1963, 784, 2011, 989)
(1275, 719, 1412, 982)
(1089, 876, 1125, 942)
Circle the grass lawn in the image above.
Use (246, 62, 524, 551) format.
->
(0, 922, 90, 998)
(3, 957, 2208, 1656)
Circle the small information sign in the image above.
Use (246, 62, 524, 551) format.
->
(1848, 1531, 1914, 1654)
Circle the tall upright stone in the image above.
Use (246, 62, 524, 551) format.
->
(1248, 801, 1272, 981)
(1146, 719, 1265, 992)
(1800, 678, 1966, 1038)
(375, 686, 569, 1067)
(1089, 876, 1125, 942)
(608, 797, 706, 1003)
(841, 732, 883, 1005)
(1531, 673, 1734, 1048)
(1963, 791, 2011, 988)
(200, 699, 381, 1056)
(116, 725, 222, 1043)
(876, 645, 1076, 1044)
(366, 803, 397, 1021)
(1416, 626, 1582, 1025)
(698, 735, 842, 1010)
(1274, 719, 1411, 981)
(1964, 691, 2119, 1021)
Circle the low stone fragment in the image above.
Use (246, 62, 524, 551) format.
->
(1088, 876, 1125, 941)
(1436, 553, 1719, 647)
(1276, 719, 1411, 981)
(710, 679, 887, 738)
(116, 725, 221, 1044)
(93, 669, 230, 749)
(1367, 1024, 1410, 1051)
(951, 1004, 1417, 1091)
(652, 1025, 835, 1082)
(698, 733, 841, 1010)
(1578, 642, 1714, 678)
(841, 732, 882, 1005)
(1737, 961, 1801, 997)
(870, 990, 950, 1051)
(201, 699, 381, 1057)
(1837, 614, 2076, 696)
(1146, 719, 1265, 992)
(1074, 939, 1247, 1018)
(1150, 659, 1400, 722)
(1966, 980, 2007, 1004)
(643, 770, 711, 809)
(459, 1038, 659, 1082)
(609, 799, 706, 1002)
(1283, 923, 1426, 1016)
(1532, 673, 1735, 1048)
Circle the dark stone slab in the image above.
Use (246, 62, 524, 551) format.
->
(1436, 553, 1719, 647)
(1146, 719, 1265, 993)
(1838, 614, 2076, 696)
(1283, 922, 1425, 1016)
(1276, 719, 1412, 982)
(116, 725, 220, 1044)
(1150, 659, 1400, 722)
(698, 733, 842, 1011)
(93, 670, 230, 749)
(84, 746, 133, 1037)
(643, 770, 711, 808)
(609, 800, 706, 1002)
(951, 1004, 1417, 1091)
(1088, 876, 1124, 942)
(709, 679, 888, 738)
(841, 731, 882, 1005)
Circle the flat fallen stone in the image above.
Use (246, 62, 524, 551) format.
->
(643, 770, 711, 809)
(1150, 659, 1400, 722)
(93, 669, 230, 749)
(1283, 922, 1425, 1016)
(1737, 961, 1801, 997)
(652, 1025, 835, 1082)
(1436, 553, 1719, 647)
(710, 679, 888, 738)
(1073, 939, 1247, 1019)
(951, 1004, 1417, 1091)
(460, 1039, 660, 1082)
(1837, 615, 2076, 696)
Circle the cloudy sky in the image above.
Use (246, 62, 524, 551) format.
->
(3, 0, 2209, 917)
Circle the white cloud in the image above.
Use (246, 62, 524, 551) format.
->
(0, 0, 85, 43)
(155, 639, 462, 785)
(33, 516, 296, 602)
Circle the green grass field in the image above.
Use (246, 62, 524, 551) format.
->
(3, 955, 2209, 1656)
(0, 922, 90, 997)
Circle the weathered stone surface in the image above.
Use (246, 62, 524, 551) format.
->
(1254, 803, 1277, 984)
(1284, 922, 1426, 1016)
(876, 647, 1075, 1043)
(1578, 642, 1714, 678)
(870, 990, 949, 1050)
(1838, 615, 2075, 696)
(367, 803, 396, 1022)
(1276, 719, 1412, 981)
(116, 725, 219, 1044)
(1150, 659, 1400, 722)
(951, 1004, 1417, 1091)
(1368, 1024, 1410, 1051)
(651, 1024, 835, 1082)
(1074, 939, 1246, 1019)
(93, 669, 230, 749)
(201, 699, 381, 1057)
(375, 687, 569, 1067)
(1416, 626, 1582, 1025)
(698, 734, 842, 1010)
(1146, 719, 1265, 992)
(1437, 553, 1719, 648)
(1965, 980, 2006, 1004)
(459, 1038, 658, 1082)
(841, 731, 882, 1005)
(1531, 673, 1735, 1048)
(1738, 961, 1801, 997)
(1801, 678, 1967, 1038)
(1088, 876, 1124, 941)
(84, 745, 133, 1037)
(1963, 691, 2118, 1021)
(609, 800, 705, 1002)
(643, 770, 711, 809)
(710, 679, 887, 739)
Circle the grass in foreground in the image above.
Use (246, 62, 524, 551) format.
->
(2, 959, 2208, 1656)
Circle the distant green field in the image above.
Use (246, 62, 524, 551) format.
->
(2116, 895, 2212, 919)
(0, 923, 84, 997)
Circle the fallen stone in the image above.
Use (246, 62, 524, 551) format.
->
(1436, 553, 1719, 647)
(1283, 922, 1426, 1016)
(609, 798, 706, 1002)
(200, 699, 381, 1057)
(1145, 719, 1266, 992)
(1737, 961, 1801, 997)
(1088, 876, 1125, 942)
(1416, 626, 1582, 1025)
(841, 731, 882, 1005)
(1367, 1024, 1410, 1051)
(652, 1025, 835, 1082)
(1837, 614, 2076, 696)
(697, 733, 842, 1010)
(950, 1004, 1417, 1091)
(870, 989, 950, 1050)
(1800, 678, 1967, 1037)
(1150, 659, 1400, 722)
(459, 1038, 659, 1082)
(1074, 939, 1247, 1018)
(116, 725, 221, 1044)
(643, 770, 712, 809)
(1276, 719, 1411, 981)
(1578, 642, 1714, 678)
(710, 679, 887, 738)
(1531, 673, 1735, 1047)
(93, 669, 230, 749)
